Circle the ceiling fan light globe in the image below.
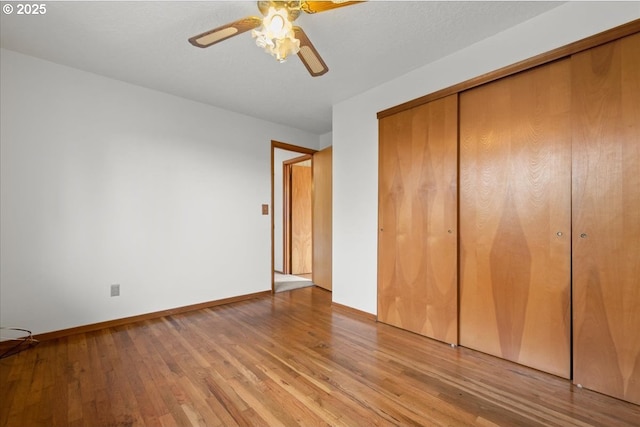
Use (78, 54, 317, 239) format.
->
(252, 5, 300, 63)
(262, 6, 293, 40)
(269, 33, 299, 62)
(252, 31, 275, 49)
(277, 35, 300, 53)
(267, 15, 285, 35)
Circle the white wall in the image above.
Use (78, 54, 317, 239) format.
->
(0, 49, 319, 335)
(332, 2, 640, 314)
(319, 132, 332, 150)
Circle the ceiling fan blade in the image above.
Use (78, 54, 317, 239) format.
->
(188, 17, 262, 48)
(293, 27, 328, 77)
(301, 1, 364, 14)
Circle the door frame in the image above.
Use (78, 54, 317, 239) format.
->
(271, 141, 316, 292)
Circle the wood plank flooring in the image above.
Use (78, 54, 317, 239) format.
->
(1, 287, 638, 427)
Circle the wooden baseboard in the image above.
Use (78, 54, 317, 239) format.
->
(331, 301, 376, 322)
(33, 290, 272, 342)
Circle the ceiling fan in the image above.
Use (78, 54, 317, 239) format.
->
(188, 1, 363, 77)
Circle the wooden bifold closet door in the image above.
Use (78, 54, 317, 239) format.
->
(571, 32, 640, 405)
(459, 59, 572, 378)
(378, 94, 458, 345)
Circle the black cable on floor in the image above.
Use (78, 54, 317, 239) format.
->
(0, 327, 40, 358)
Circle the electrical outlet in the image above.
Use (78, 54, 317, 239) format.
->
(110, 284, 120, 297)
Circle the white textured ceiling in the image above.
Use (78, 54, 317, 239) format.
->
(0, 1, 564, 134)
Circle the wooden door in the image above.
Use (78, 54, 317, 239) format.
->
(291, 164, 312, 274)
(459, 59, 572, 378)
(572, 33, 640, 405)
(313, 147, 332, 290)
(378, 94, 458, 344)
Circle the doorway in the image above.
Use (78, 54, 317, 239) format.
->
(271, 141, 333, 293)
(271, 141, 316, 292)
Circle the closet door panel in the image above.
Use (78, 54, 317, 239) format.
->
(459, 60, 572, 378)
(378, 94, 458, 344)
(572, 32, 640, 405)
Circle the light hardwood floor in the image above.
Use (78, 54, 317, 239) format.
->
(1, 286, 638, 427)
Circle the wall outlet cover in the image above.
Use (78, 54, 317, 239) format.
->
(110, 284, 120, 297)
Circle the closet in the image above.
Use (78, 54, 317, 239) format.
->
(377, 25, 639, 405)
